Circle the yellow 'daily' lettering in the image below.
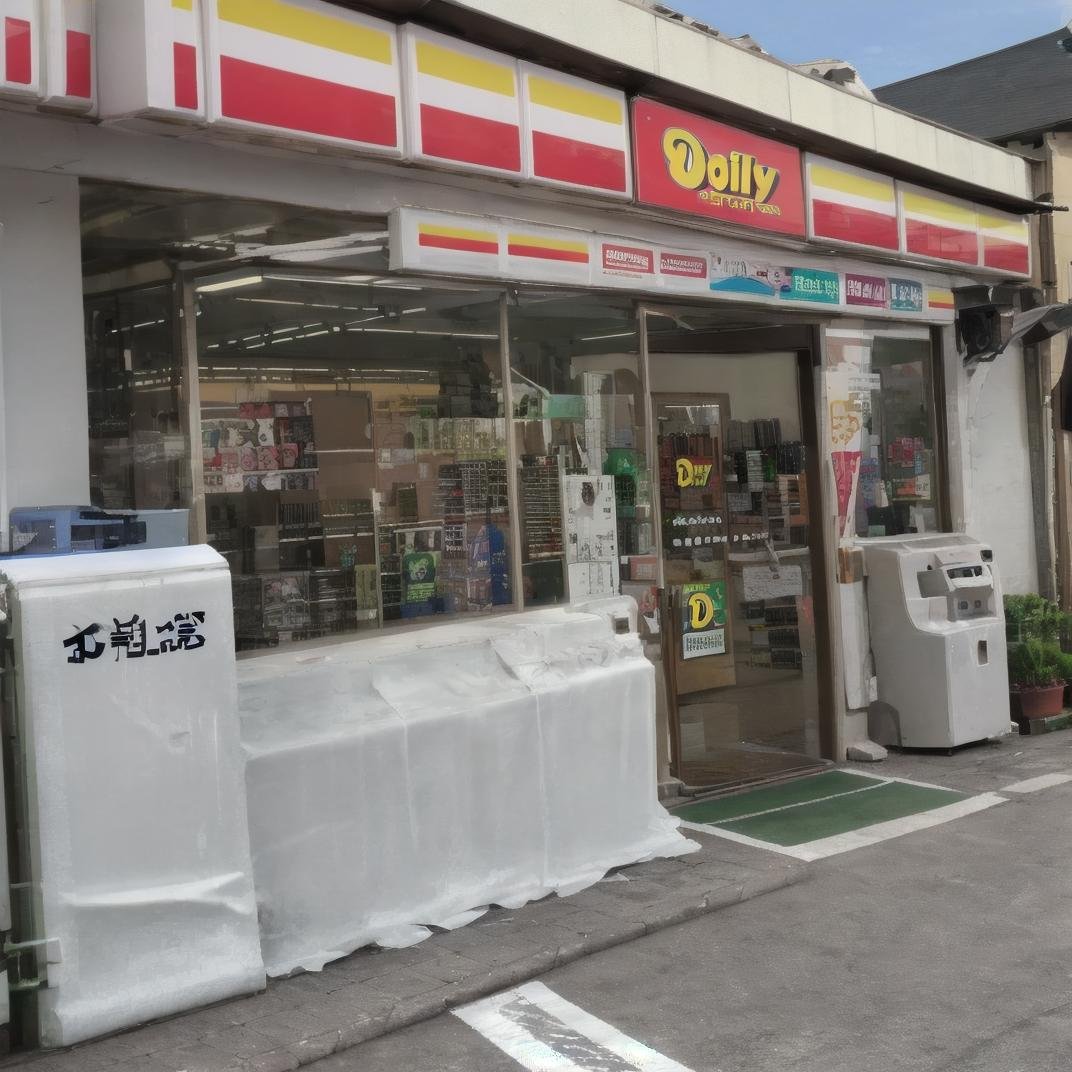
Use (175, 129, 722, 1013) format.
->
(676, 458, 712, 488)
(662, 125, 781, 205)
(687, 592, 715, 631)
(663, 128, 707, 190)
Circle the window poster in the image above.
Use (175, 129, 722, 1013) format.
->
(680, 580, 727, 660)
(561, 474, 620, 600)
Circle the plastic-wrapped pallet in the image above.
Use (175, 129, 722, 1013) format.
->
(239, 604, 695, 976)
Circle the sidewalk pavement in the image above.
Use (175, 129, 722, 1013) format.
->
(15, 730, 1067, 1072)
(847, 723, 1072, 794)
(4, 832, 804, 1072)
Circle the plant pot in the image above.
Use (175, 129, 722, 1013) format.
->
(1012, 684, 1066, 720)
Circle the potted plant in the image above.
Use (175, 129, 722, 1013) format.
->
(1004, 593, 1063, 646)
(1056, 648, 1072, 708)
(1008, 639, 1066, 719)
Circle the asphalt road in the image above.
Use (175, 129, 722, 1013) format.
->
(317, 743, 1072, 1072)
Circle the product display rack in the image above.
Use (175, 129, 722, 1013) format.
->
(519, 456, 564, 562)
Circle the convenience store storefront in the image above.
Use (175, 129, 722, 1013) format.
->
(79, 181, 960, 795)
(0, 0, 1046, 1044)
(2, 0, 1034, 792)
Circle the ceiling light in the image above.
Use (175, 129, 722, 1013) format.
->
(196, 274, 264, 293)
(579, 331, 638, 342)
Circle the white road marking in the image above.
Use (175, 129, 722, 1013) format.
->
(1000, 772, 1072, 794)
(679, 792, 1007, 861)
(454, 980, 694, 1072)
(785, 792, 1007, 861)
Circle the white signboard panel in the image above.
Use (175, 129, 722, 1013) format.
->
(390, 208, 959, 324)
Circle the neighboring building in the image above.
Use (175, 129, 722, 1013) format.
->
(878, 28, 1072, 605)
(0, 0, 1051, 1046)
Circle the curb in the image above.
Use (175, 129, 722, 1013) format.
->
(237, 861, 808, 1072)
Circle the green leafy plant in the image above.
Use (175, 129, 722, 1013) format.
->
(1054, 647, 1072, 685)
(1007, 639, 1064, 691)
(1004, 594, 1063, 645)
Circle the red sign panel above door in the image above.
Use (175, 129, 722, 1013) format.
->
(632, 98, 806, 238)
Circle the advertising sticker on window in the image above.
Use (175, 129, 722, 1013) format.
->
(680, 581, 727, 660)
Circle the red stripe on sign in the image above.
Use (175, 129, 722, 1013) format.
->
(418, 233, 499, 255)
(173, 42, 198, 110)
(905, 218, 978, 264)
(929, 299, 955, 310)
(507, 242, 589, 263)
(4, 17, 32, 85)
(220, 56, 397, 145)
(531, 130, 627, 192)
(65, 30, 92, 98)
(812, 199, 898, 251)
(983, 238, 1030, 275)
(419, 104, 521, 172)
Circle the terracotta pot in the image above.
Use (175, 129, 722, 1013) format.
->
(1013, 684, 1066, 720)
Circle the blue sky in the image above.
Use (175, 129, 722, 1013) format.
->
(666, 0, 1072, 86)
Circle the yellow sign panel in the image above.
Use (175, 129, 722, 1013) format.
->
(676, 457, 713, 489)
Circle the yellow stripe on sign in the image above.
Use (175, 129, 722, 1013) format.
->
(928, 289, 955, 307)
(528, 75, 622, 126)
(172, 0, 194, 9)
(903, 191, 976, 228)
(977, 212, 1029, 239)
(811, 164, 894, 206)
(420, 224, 498, 243)
(507, 234, 588, 253)
(416, 40, 515, 97)
(218, 0, 393, 65)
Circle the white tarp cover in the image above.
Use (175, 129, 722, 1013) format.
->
(239, 600, 697, 977)
(0, 548, 265, 1047)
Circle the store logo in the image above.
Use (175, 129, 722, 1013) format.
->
(662, 127, 781, 212)
(685, 589, 716, 630)
(676, 457, 713, 488)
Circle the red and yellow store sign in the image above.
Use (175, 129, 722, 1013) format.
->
(632, 98, 806, 237)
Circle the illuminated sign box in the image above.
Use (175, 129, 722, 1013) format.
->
(632, 97, 806, 238)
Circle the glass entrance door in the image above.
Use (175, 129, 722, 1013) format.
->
(654, 357, 825, 789)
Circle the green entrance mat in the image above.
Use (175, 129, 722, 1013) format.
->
(674, 770, 968, 847)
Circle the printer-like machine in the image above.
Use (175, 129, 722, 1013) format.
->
(6, 506, 189, 558)
(861, 533, 1010, 749)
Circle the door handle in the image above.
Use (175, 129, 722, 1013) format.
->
(764, 537, 781, 567)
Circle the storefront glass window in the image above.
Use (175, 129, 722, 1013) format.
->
(195, 274, 510, 650)
(508, 294, 655, 606)
(85, 284, 192, 512)
(826, 325, 943, 539)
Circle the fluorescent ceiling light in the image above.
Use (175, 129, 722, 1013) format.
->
(579, 331, 637, 342)
(197, 274, 264, 293)
(266, 273, 379, 288)
(235, 298, 306, 307)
